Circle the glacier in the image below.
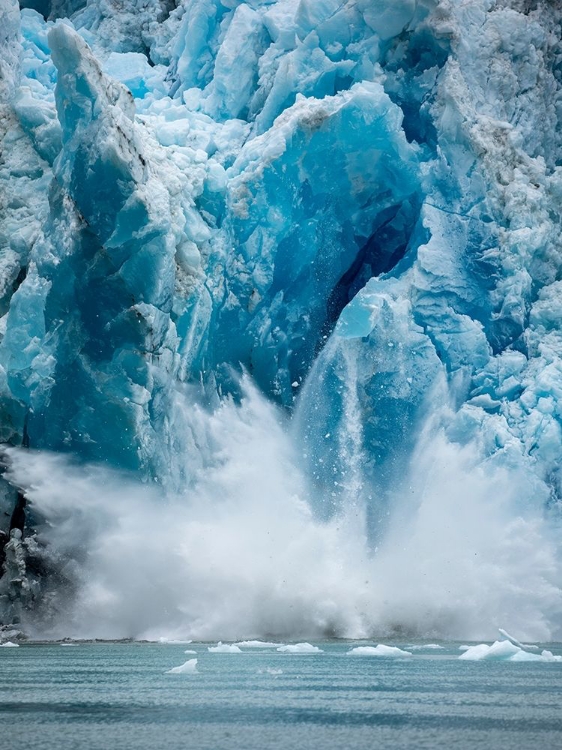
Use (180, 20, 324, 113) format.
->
(0, 0, 562, 641)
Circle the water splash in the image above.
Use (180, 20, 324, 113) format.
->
(3, 377, 562, 642)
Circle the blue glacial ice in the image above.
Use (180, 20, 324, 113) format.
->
(1, 0, 562, 641)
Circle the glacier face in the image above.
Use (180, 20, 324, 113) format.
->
(1, 0, 562, 639)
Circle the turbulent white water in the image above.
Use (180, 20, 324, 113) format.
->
(5, 378, 561, 643)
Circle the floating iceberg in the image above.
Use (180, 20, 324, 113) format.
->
(0, 641, 19, 648)
(166, 658, 198, 674)
(347, 645, 412, 658)
(235, 641, 282, 648)
(497, 629, 538, 651)
(208, 642, 242, 653)
(459, 641, 521, 661)
(459, 641, 562, 662)
(277, 643, 323, 654)
(509, 650, 562, 663)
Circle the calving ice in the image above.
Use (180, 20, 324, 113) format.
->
(0, 0, 561, 643)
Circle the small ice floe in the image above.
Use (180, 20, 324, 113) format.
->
(0, 641, 19, 648)
(459, 645, 471, 651)
(184, 649, 197, 654)
(510, 650, 561, 663)
(276, 643, 323, 654)
(235, 640, 282, 648)
(258, 667, 283, 675)
(459, 641, 561, 662)
(498, 628, 539, 651)
(347, 645, 412, 658)
(407, 644, 444, 650)
(60, 643, 76, 647)
(208, 642, 242, 653)
(166, 658, 198, 674)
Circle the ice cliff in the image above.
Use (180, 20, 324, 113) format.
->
(1, 0, 562, 639)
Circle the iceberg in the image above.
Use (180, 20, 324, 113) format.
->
(276, 643, 323, 654)
(497, 628, 538, 651)
(459, 641, 521, 661)
(166, 658, 198, 674)
(459, 641, 562, 663)
(208, 642, 242, 653)
(0, 0, 561, 643)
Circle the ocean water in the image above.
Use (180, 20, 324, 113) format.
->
(1, 642, 562, 750)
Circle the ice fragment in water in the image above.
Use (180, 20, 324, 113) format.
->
(208, 642, 242, 653)
(166, 659, 198, 674)
(498, 628, 539, 651)
(276, 643, 323, 654)
(459, 641, 561, 662)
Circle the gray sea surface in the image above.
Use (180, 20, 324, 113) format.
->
(1, 641, 561, 749)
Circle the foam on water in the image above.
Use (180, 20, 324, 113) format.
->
(3, 377, 562, 642)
